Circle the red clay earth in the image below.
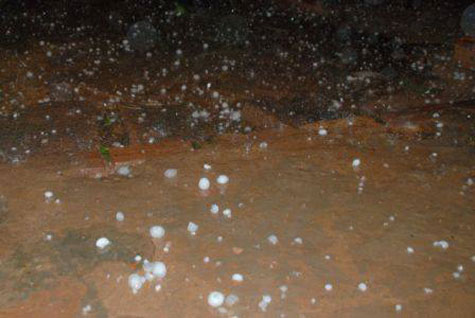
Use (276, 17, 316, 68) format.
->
(0, 1, 474, 317)
(0, 118, 474, 318)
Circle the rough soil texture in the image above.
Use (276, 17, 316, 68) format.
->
(0, 1, 474, 317)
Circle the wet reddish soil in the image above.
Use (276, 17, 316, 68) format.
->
(1, 1, 474, 317)
(0, 117, 474, 318)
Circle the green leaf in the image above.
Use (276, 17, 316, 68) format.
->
(99, 145, 111, 163)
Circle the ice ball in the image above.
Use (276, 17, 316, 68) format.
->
(150, 225, 165, 239)
(208, 291, 225, 307)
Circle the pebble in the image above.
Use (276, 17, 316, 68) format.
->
(199, 177, 210, 190)
(95, 237, 111, 249)
(216, 175, 229, 184)
(208, 291, 225, 307)
(164, 169, 178, 178)
(150, 225, 165, 239)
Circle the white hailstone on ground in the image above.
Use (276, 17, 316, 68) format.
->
(208, 291, 225, 307)
(134, 255, 142, 262)
(267, 234, 279, 245)
(96, 237, 111, 249)
(187, 222, 199, 235)
(143, 260, 167, 279)
(318, 128, 328, 136)
(225, 294, 239, 307)
(223, 208, 232, 218)
(203, 163, 212, 170)
(210, 204, 219, 214)
(199, 177, 210, 190)
(128, 273, 145, 294)
(259, 141, 268, 149)
(117, 165, 131, 176)
(395, 304, 403, 312)
(452, 272, 461, 279)
(44, 191, 54, 201)
(203, 256, 210, 263)
(324, 283, 333, 291)
(456, 265, 464, 272)
(293, 237, 303, 244)
(424, 288, 434, 294)
(358, 283, 368, 292)
(116, 211, 125, 222)
(471, 255, 475, 262)
(258, 294, 272, 312)
(216, 175, 229, 184)
(433, 240, 449, 249)
(150, 225, 165, 239)
(164, 168, 178, 179)
(232, 273, 244, 282)
(352, 158, 361, 168)
(406, 247, 415, 254)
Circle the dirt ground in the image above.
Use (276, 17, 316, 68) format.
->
(0, 1, 474, 317)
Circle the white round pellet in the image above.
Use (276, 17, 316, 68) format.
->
(116, 211, 125, 222)
(117, 165, 131, 176)
(187, 222, 199, 235)
(395, 304, 402, 312)
(44, 191, 54, 199)
(267, 234, 278, 245)
(433, 240, 449, 249)
(352, 158, 361, 168)
(150, 225, 165, 239)
(210, 204, 219, 214)
(318, 128, 328, 136)
(457, 264, 464, 272)
(358, 283, 367, 292)
(134, 255, 142, 262)
(128, 273, 145, 293)
(424, 288, 433, 294)
(208, 291, 225, 307)
(199, 177, 210, 190)
(293, 237, 303, 244)
(164, 168, 177, 178)
(216, 175, 229, 184)
(324, 283, 333, 291)
(151, 262, 167, 278)
(232, 273, 244, 282)
(406, 247, 414, 254)
(223, 208, 232, 218)
(96, 237, 111, 249)
(203, 163, 212, 170)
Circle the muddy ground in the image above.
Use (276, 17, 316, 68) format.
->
(0, 1, 474, 317)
